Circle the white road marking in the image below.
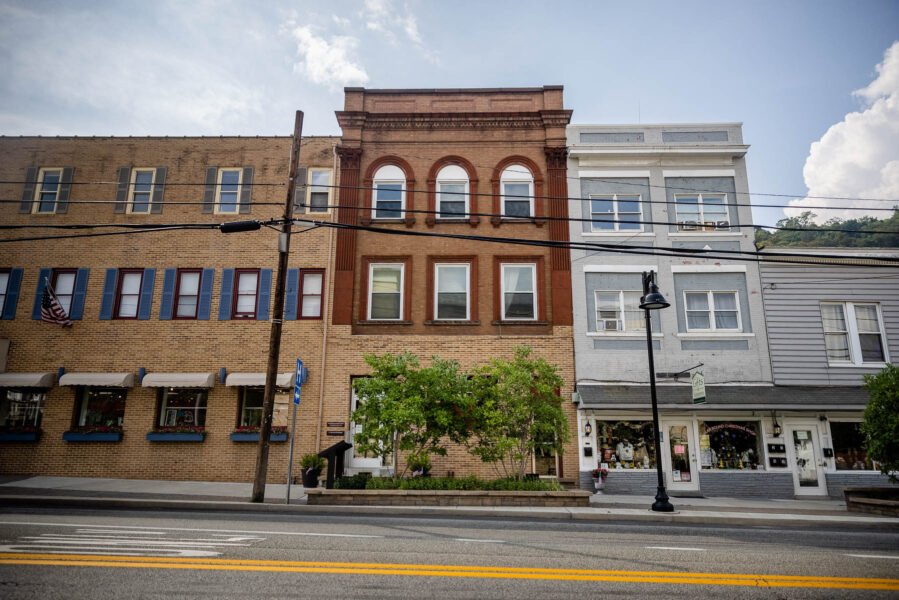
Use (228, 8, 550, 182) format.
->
(76, 529, 166, 535)
(20, 537, 251, 547)
(844, 553, 899, 560)
(0, 545, 219, 558)
(453, 538, 505, 543)
(0, 521, 383, 539)
(646, 546, 707, 551)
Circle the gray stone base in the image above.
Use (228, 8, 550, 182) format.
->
(827, 472, 898, 498)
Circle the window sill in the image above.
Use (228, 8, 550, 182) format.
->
(586, 332, 663, 338)
(230, 432, 288, 442)
(491, 320, 549, 326)
(362, 217, 416, 227)
(582, 232, 654, 237)
(424, 319, 481, 326)
(356, 320, 413, 326)
(667, 232, 743, 238)
(676, 332, 754, 340)
(0, 432, 41, 442)
(63, 432, 123, 442)
(826, 362, 889, 369)
(146, 432, 206, 442)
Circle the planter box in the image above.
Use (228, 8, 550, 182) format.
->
(305, 489, 593, 507)
(0, 432, 41, 442)
(63, 432, 123, 442)
(146, 432, 205, 442)
(844, 486, 899, 517)
(229, 432, 288, 442)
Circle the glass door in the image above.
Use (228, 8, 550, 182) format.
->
(787, 424, 826, 495)
(662, 422, 700, 492)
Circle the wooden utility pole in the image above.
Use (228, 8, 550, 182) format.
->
(252, 110, 304, 503)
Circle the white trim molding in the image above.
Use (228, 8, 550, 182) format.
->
(662, 169, 736, 177)
(579, 170, 651, 178)
(583, 265, 658, 273)
(671, 265, 747, 273)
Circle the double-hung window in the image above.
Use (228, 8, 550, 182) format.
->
(34, 168, 63, 214)
(174, 269, 201, 319)
(368, 264, 404, 320)
(436, 165, 469, 219)
(114, 269, 144, 319)
(500, 165, 534, 218)
(232, 269, 259, 319)
(128, 169, 156, 213)
(373, 165, 405, 219)
(51, 269, 77, 316)
(590, 195, 642, 231)
(821, 302, 888, 365)
(435, 263, 470, 320)
(684, 291, 740, 331)
(501, 263, 537, 320)
(595, 290, 643, 332)
(308, 169, 331, 213)
(299, 269, 324, 319)
(216, 168, 242, 214)
(675, 194, 729, 231)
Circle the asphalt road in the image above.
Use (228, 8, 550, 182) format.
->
(0, 506, 897, 599)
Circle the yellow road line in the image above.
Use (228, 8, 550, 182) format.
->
(0, 553, 896, 591)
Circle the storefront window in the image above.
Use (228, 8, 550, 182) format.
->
(831, 421, 876, 470)
(240, 387, 263, 427)
(76, 388, 126, 428)
(0, 389, 45, 429)
(159, 388, 207, 427)
(699, 421, 762, 470)
(595, 421, 656, 469)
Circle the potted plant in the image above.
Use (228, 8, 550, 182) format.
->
(590, 467, 609, 493)
(407, 453, 432, 477)
(63, 425, 123, 442)
(300, 453, 325, 488)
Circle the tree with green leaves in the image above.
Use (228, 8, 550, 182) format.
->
(755, 209, 899, 249)
(467, 346, 569, 479)
(351, 352, 474, 476)
(861, 364, 899, 484)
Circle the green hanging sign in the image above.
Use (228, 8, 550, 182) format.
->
(692, 372, 707, 404)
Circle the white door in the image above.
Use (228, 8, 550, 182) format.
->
(787, 424, 826, 496)
(347, 390, 383, 472)
(661, 422, 700, 493)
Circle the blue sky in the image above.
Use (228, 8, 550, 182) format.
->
(1, 0, 897, 226)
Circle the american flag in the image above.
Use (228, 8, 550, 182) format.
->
(41, 280, 72, 327)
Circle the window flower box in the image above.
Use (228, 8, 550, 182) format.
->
(63, 427, 123, 442)
(0, 428, 42, 442)
(147, 426, 206, 442)
(230, 426, 288, 443)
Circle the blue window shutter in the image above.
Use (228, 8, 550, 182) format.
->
(69, 268, 89, 320)
(198, 268, 214, 320)
(159, 268, 176, 320)
(55, 167, 74, 214)
(257, 269, 272, 321)
(31, 268, 51, 319)
(218, 269, 234, 320)
(99, 268, 118, 320)
(2, 268, 23, 319)
(138, 268, 155, 320)
(284, 269, 299, 320)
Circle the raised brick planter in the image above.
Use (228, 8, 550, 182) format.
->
(844, 487, 899, 517)
(305, 489, 593, 507)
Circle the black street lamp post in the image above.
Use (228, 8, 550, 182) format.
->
(640, 270, 674, 513)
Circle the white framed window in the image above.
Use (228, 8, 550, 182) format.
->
(501, 263, 537, 320)
(684, 291, 741, 331)
(51, 269, 77, 316)
(590, 195, 642, 232)
(215, 168, 242, 214)
(595, 290, 644, 332)
(368, 263, 404, 320)
(232, 269, 259, 319)
(436, 165, 469, 219)
(128, 168, 156, 214)
(174, 269, 201, 319)
(435, 263, 470, 320)
(33, 168, 63, 214)
(821, 302, 888, 365)
(307, 169, 331, 213)
(675, 194, 729, 231)
(373, 165, 405, 219)
(500, 165, 534, 218)
(115, 270, 144, 319)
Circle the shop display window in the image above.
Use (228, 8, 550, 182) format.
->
(595, 421, 656, 469)
(239, 387, 264, 427)
(0, 389, 45, 429)
(699, 421, 762, 470)
(76, 388, 126, 428)
(831, 421, 877, 471)
(158, 388, 207, 427)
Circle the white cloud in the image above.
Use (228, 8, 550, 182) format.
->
(361, 0, 430, 50)
(785, 41, 899, 222)
(288, 25, 369, 88)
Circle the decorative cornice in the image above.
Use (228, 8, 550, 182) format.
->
(336, 146, 362, 170)
(539, 109, 573, 128)
(544, 146, 568, 170)
(339, 112, 551, 130)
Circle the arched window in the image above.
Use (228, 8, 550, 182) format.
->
(500, 165, 534, 218)
(373, 164, 405, 219)
(435, 164, 469, 219)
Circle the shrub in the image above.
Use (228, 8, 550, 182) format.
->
(354, 475, 563, 492)
(334, 473, 372, 489)
(862, 364, 899, 483)
(300, 453, 325, 471)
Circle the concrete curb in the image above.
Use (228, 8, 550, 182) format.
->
(2, 494, 898, 530)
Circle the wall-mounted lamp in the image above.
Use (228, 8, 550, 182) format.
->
(819, 415, 828, 422)
(584, 422, 592, 436)
(771, 411, 782, 438)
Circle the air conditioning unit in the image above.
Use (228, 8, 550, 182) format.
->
(599, 319, 622, 331)
(715, 220, 730, 230)
(678, 220, 699, 231)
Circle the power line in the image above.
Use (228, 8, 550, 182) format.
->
(0, 199, 284, 206)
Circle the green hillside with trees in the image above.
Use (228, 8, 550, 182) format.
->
(755, 209, 899, 248)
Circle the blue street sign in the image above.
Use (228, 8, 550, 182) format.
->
(294, 359, 307, 405)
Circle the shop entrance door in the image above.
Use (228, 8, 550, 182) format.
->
(661, 422, 700, 493)
(347, 390, 384, 473)
(787, 424, 826, 496)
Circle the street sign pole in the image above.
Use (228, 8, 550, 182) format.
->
(286, 359, 306, 504)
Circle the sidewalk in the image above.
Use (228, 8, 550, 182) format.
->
(1, 475, 896, 530)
